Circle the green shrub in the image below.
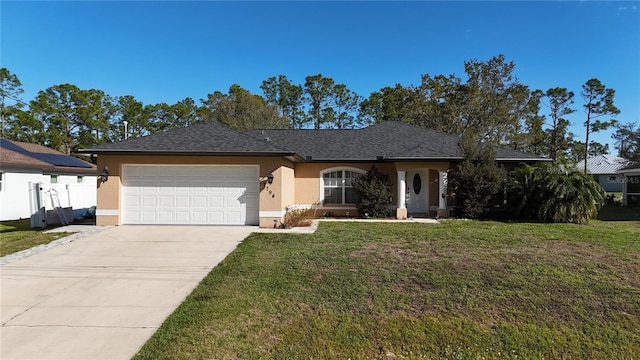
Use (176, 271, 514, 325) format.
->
(353, 166, 392, 218)
(507, 163, 605, 224)
(449, 137, 506, 219)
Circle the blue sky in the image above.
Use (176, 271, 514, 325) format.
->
(2, 1, 639, 151)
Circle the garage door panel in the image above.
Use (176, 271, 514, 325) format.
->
(235, 167, 255, 177)
(141, 211, 158, 223)
(123, 165, 258, 225)
(142, 187, 160, 194)
(187, 167, 210, 176)
(158, 196, 174, 207)
(158, 211, 173, 223)
(124, 211, 140, 223)
(243, 195, 259, 205)
(190, 181, 210, 188)
(125, 166, 143, 177)
(141, 196, 158, 207)
(124, 195, 141, 206)
(207, 181, 228, 192)
(175, 211, 191, 223)
(225, 212, 242, 224)
(175, 195, 191, 207)
(225, 197, 242, 208)
(141, 166, 162, 177)
(190, 211, 207, 223)
(208, 196, 224, 207)
(209, 212, 225, 223)
(192, 196, 207, 208)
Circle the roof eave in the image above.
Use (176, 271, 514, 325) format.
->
(384, 156, 465, 162)
(302, 159, 390, 163)
(300, 156, 465, 162)
(78, 149, 297, 157)
(261, 156, 548, 163)
(619, 169, 640, 175)
(386, 157, 547, 162)
(0, 164, 54, 172)
(47, 167, 97, 175)
(0, 164, 96, 174)
(494, 157, 551, 162)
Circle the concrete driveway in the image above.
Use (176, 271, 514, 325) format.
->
(1, 225, 253, 360)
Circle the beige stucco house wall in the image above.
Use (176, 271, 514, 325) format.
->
(95, 153, 453, 227)
(291, 161, 450, 218)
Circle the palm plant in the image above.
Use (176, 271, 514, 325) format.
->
(538, 169, 604, 224)
(506, 163, 544, 220)
(507, 163, 604, 224)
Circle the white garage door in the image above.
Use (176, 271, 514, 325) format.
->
(122, 165, 259, 225)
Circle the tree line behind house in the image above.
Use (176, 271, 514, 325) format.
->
(1, 55, 637, 165)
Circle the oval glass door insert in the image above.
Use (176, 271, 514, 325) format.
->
(413, 173, 422, 194)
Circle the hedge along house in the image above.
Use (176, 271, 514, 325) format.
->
(80, 121, 543, 227)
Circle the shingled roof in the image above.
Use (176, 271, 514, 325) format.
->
(82, 120, 544, 162)
(249, 121, 543, 162)
(81, 120, 292, 155)
(1, 139, 96, 175)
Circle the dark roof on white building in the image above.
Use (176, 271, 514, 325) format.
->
(1, 139, 96, 175)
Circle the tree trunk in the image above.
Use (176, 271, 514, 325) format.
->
(584, 106, 591, 173)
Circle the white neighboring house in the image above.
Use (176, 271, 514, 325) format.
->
(618, 163, 640, 206)
(576, 154, 630, 192)
(0, 139, 97, 222)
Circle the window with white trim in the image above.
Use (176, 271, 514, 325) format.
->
(50, 175, 58, 184)
(321, 168, 364, 205)
(0, 172, 3, 191)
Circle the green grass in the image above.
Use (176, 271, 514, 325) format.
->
(134, 220, 640, 359)
(0, 219, 69, 256)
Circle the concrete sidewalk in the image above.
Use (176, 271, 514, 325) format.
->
(1, 225, 253, 360)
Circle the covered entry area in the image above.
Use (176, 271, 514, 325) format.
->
(395, 163, 449, 219)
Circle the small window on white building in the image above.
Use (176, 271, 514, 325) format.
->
(77, 176, 84, 183)
(50, 175, 58, 184)
(0, 172, 3, 191)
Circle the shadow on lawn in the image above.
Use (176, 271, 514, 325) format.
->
(597, 204, 640, 221)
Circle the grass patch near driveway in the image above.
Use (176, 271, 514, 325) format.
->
(134, 221, 640, 359)
(0, 219, 69, 257)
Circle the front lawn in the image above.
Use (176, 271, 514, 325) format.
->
(134, 221, 640, 359)
(0, 219, 69, 257)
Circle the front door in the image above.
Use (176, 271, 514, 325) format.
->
(406, 170, 429, 214)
